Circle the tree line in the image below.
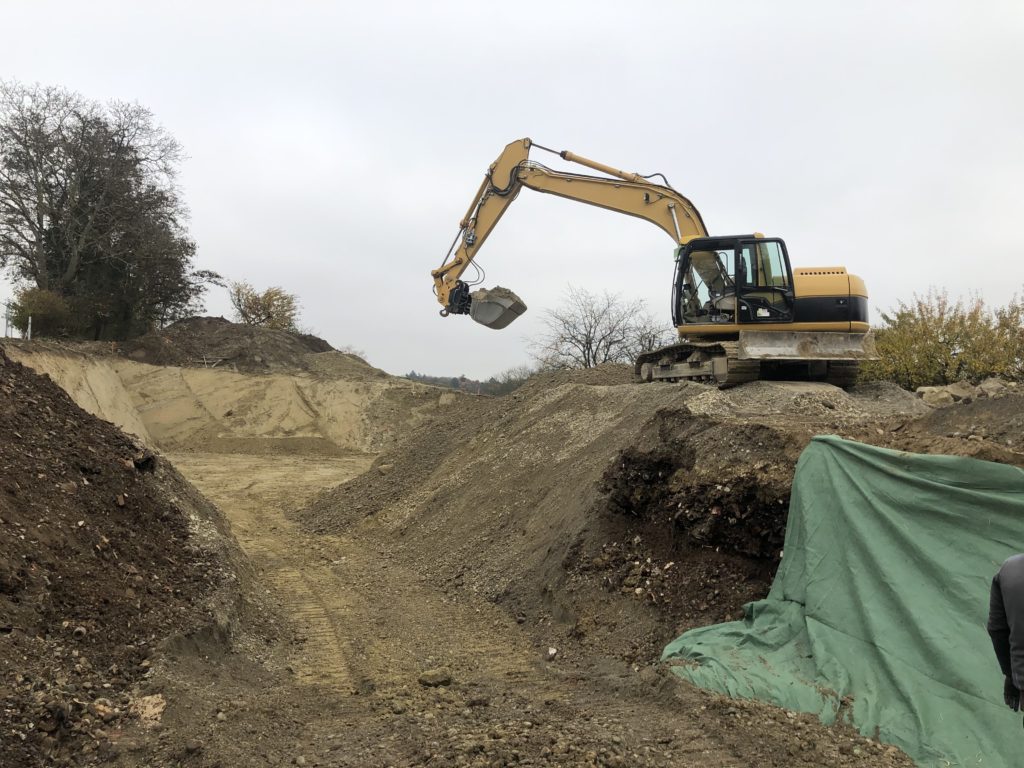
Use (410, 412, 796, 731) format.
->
(0, 81, 218, 339)
(405, 367, 534, 396)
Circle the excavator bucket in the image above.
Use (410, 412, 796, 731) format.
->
(737, 330, 878, 360)
(469, 286, 528, 330)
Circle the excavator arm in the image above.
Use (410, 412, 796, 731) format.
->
(432, 138, 709, 328)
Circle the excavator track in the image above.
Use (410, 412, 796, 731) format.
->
(635, 341, 863, 388)
(634, 341, 761, 387)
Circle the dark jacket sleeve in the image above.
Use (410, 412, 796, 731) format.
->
(988, 555, 1024, 687)
(989, 573, 1013, 679)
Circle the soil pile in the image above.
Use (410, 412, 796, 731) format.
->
(902, 390, 1024, 448)
(0, 347, 244, 766)
(113, 316, 385, 377)
(517, 362, 637, 389)
(298, 376, 948, 664)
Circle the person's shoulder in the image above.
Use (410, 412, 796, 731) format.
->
(1000, 553, 1024, 573)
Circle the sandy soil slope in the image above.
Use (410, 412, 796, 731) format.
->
(17, 328, 1014, 765)
(162, 449, 910, 768)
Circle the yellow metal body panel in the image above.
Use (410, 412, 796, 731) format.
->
(791, 270, 867, 300)
(848, 274, 868, 299)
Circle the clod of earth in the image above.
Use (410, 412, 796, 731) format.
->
(418, 667, 454, 687)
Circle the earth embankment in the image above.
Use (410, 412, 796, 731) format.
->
(13, 324, 1020, 766)
(297, 372, 979, 665)
(0, 346, 253, 767)
(6, 342, 450, 455)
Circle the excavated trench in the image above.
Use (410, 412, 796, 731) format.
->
(4, 341, 932, 767)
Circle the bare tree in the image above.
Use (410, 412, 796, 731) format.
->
(531, 286, 673, 369)
(228, 281, 300, 331)
(490, 363, 536, 394)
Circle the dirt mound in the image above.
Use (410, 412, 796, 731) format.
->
(904, 390, 1024, 447)
(115, 316, 385, 376)
(0, 347, 245, 766)
(297, 372, 944, 663)
(517, 362, 637, 390)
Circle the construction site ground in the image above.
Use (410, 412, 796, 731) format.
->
(4, 321, 1023, 767)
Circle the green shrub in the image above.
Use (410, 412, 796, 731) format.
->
(10, 288, 72, 338)
(861, 289, 1023, 389)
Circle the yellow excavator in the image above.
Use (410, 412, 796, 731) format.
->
(432, 138, 874, 386)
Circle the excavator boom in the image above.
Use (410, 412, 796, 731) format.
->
(432, 138, 706, 328)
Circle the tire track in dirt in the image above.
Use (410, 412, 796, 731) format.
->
(164, 454, 750, 766)
(168, 453, 371, 692)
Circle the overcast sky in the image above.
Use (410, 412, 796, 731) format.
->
(2, 1, 1022, 378)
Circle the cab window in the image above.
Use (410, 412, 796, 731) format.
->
(741, 240, 790, 289)
(678, 248, 738, 323)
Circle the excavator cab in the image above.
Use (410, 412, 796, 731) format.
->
(673, 236, 795, 327)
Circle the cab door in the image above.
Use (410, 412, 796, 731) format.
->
(736, 239, 794, 323)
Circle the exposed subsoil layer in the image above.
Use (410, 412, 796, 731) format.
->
(11, 323, 1020, 766)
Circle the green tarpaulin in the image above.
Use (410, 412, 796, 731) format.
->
(663, 436, 1024, 767)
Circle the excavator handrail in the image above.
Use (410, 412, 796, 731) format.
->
(432, 138, 708, 313)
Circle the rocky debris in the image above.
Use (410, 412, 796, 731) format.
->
(890, 388, 1024, 458)
(130, 694, 167, 728)
(597, 413, 803, 563)
(979, 378, 1011, 397)
(518, 362, 637, 390)
(919, 387, 955, 406)
(916, 377, 1017, 407)
(370, 676, 912, 768)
